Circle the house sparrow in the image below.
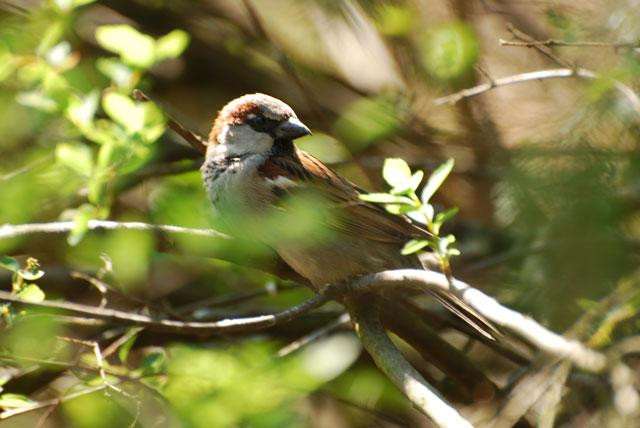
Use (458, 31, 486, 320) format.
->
(201, 93, 494, 336)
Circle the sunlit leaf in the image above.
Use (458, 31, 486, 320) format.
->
(0, 43, 16, 82)
(401, 239, 430, 255)
(55, 142, 94, 177)
(434, 206, 459, 233)
(68, 205, 94, 246)
(421, 158, 454, 204)
(155, 30, 190, 61)
(421, 21, 478, 80)
(136, 352, 166, 376)
(95, 25, 155, 68)
(96, 58, 134, 88)
(0, 256, 20, 273)
(16, 269, 44, 281)
(359, 193, 414, 204)
(118, 330, 138, 364)
(382, 158, 412, 188)
(102, 92, 144, 134)
(37, 21, 64, 57)
(0, 393, 36, 409)
(15, 284, 45, 302)
(409, 170, 424, 191)
(386, 204, 418, 215)
(45, 41, 72, 67)
(15, 91, 58, 112)
(66, 91, 99, 126)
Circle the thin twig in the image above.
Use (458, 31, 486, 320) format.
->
(72, 272, 108, 308)
(504, 23, 574, 68)
(0, 220, 229, 240)
(500, 39, 640, 49)
(0, 384, 108, 419)
(327, 269, 607, 372)
(347, 296, 474, 428)
(102, 327, 144, 359)
(277, 312, 350, 357)
(433, 67, 640, 119)
(132, 89, 207, 154)
(0, 290, 328, 334)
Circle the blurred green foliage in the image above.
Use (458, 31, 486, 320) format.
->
(0, 0, 639, 426)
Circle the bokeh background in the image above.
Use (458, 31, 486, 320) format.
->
(1, 0, 639, 427)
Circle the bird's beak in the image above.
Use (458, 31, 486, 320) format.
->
(275, 117, 312, 140)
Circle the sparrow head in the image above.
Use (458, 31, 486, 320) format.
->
(208, 93, 311, 156)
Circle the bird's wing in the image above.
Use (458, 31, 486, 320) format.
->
(258, 149, 433, 245)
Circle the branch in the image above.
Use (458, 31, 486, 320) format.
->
(500, 39, 640, 49)
(433, 68, 640, 119)
(0, 385, 108, 420)
(347, 296, 474, 428)
(0, 220, 229, 240)
(327, 269, 607, 372)
(132, 89, 207, 154)
(0, 290, 328, 334)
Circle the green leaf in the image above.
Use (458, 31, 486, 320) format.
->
(136, 352, 166, 376)
(55, 142, 94, 177)
(66, 91, 99, 127)
(0, 43, 16, 82)
(401, 239, 430, 255)
(433, 207, 459, 234)
(0, 393, 36, 409)
(118, 330, 139, 364)
(421, 203, 435, 223)
(96, 58, 133, 88)
(409, 170, 424, 191)
(0, 256, 20, 273)
(95, 25, 155, 68)
(383, 158, 412, 188)
(420, 21, 478, 81)
(15, 91, 58, 112)
(155, 30, 190, 61)
(16, 284, 45, 302)
(17, 269, 44, 281)
(68, 205, 95, 246)
(102, 92, 144, 134)
(421, 158, 454, 204)
(359, 193, 414, 204)
(391, 170, 424, 195)
(386, 204, 419, 215)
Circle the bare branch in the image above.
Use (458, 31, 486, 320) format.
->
(500, 39, 640, 49)
(328, 269, 607, 372)
(277, 312, 350, 357)
(347, 296, 474, 428)
(0, 385, 109, 420)
(132, 89, 208, 154)
(0, 220, 229, 240)
(433, 68, 640, 119)
(0, 290, 328, 334)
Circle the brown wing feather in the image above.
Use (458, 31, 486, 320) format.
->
(259, 150, 500, 341)
(258, 149, 433, 244)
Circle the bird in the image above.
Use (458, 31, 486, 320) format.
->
(201, 93, 495, 337)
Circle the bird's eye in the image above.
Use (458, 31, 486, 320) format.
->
(248, 114, 266, 128)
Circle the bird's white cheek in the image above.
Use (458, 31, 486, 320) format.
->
(221, 124, 274, 156)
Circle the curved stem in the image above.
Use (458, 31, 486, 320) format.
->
(346, 296, 474, 428)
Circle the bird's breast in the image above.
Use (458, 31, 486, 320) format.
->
(201, 153, 273, 215)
